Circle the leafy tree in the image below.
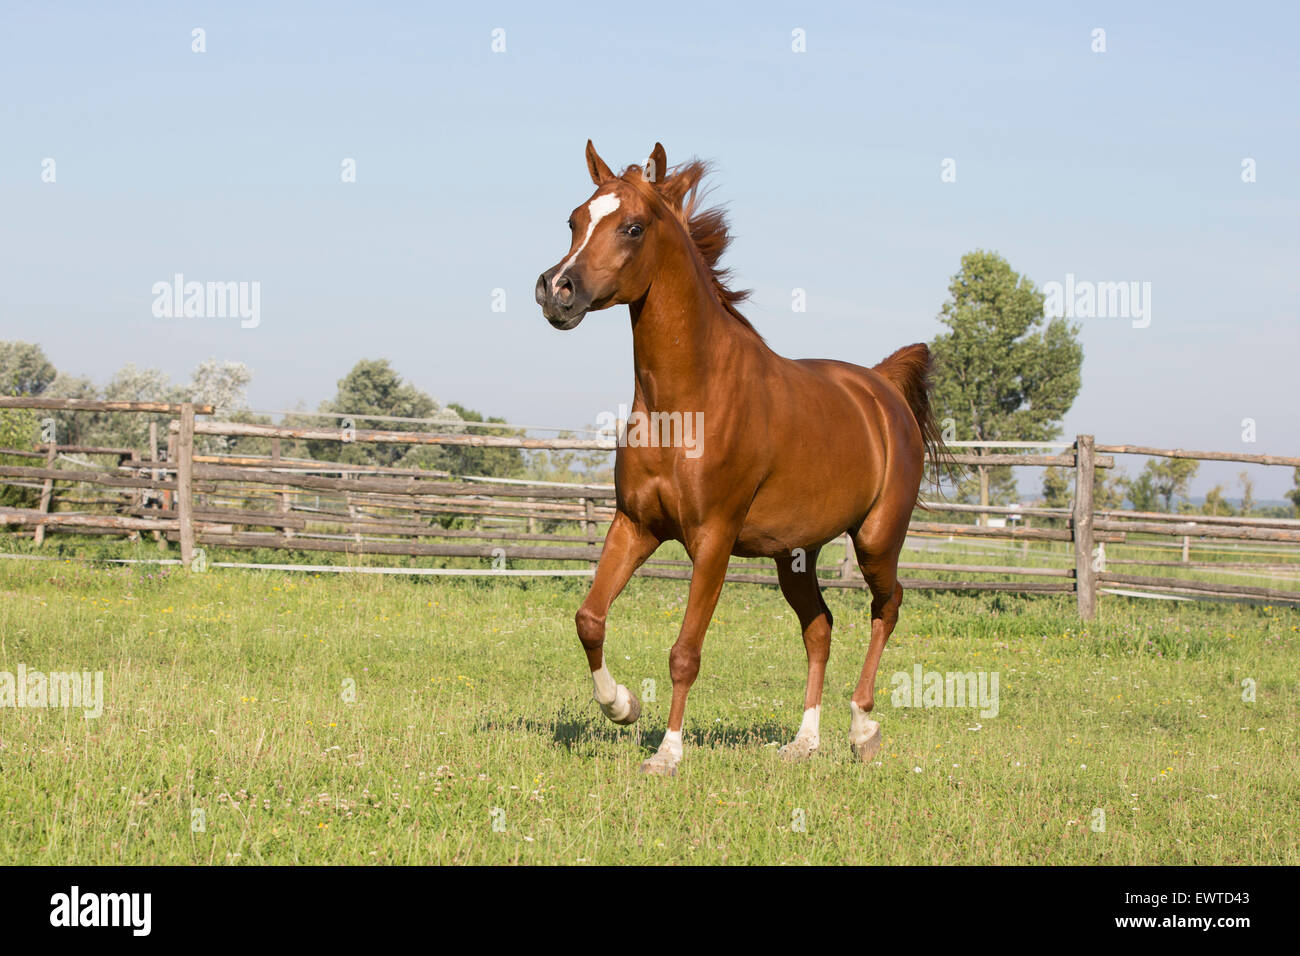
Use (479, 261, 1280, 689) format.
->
(186, 360, 251, 416)
(1148, 458, 1199, 512)
(1123, 468, 1159, 512)
(38, 363, 178, 451)
(98, 363, 182, 451)
(1041, 466, 1070, 509)
(38, 359, 256, 455)
(0, 344, 58, 489)
(1237, 471, 1254, 516)
(1202, 484, 1235, 517)
(443, 403, 525, 478)
(524, 424, 615, 485)
(0, 341, 56, 396)
(1041, 464, 1123, 516)
(1094, 467, 1126, 510)
(525, 432, 581, 484)
(306, 359, 460, 469)
(1287, 467, 1300, 516)
(0, 405, 41, 506)
(930, 251, 1083, 510)
(1122, 459, 1198, 512)
(182, 360, 254, 455)
(40, 373, 99, 447)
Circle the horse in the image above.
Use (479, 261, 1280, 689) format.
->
(535, 141, 946, 775)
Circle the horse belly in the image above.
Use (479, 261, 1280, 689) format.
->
(732, 479, 867, 557)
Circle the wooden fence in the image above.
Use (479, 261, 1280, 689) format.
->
(2, 397, 1298, 618)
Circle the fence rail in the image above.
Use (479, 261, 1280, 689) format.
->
(2, 397, 1297, 616)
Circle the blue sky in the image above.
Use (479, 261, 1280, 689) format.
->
(2, 1, 1297, 496)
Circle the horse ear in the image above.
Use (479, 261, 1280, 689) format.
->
(659, 162, 703, 211)
(585, 140, 614, 185)
(644, 143, 667, 183)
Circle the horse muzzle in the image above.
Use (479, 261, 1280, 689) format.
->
(536, 270, 589, 330)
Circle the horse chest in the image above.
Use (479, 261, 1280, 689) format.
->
(615, 447, 754, 535)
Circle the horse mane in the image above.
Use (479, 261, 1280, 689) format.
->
(622, 161, 762, 339)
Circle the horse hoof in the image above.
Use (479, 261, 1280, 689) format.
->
(778, 736, 819, 763)
(850, 720, 882, 763)
(611, 689, 641, 726)
(598, 686, 641, 725)
(639, 753, 679, 777)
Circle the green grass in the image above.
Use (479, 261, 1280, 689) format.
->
(0, 557, 1296, 864)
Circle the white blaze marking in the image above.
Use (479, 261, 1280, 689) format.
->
(553, 192, 620, 293)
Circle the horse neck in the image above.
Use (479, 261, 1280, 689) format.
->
(628, 241, 754, 410)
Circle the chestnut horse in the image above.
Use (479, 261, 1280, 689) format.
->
(535, 141, 945, 775)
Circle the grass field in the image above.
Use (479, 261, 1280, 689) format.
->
(0, 555, 1296, 865)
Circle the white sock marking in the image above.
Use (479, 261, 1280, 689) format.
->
(591, 661, 632, 721)
(658, 729, 683, 760)
(795, 705, 820, 746)
(849, 700, 879, 747)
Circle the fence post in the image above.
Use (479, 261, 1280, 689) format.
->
(840, 533, 854, 579)
(33, 442, 57, 546)
(583, 497, 597, 568)
(1073, 434, 1096, 620)
(272, 437, 294, 539)
(177, 403, 195, 567)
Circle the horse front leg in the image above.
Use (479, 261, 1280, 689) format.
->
(641, 530, 735, 777)
(576, 511, 660, 725)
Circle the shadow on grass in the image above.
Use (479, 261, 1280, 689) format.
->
(480, 708, 794, 755)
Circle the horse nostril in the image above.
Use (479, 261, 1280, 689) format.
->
(554, 275, 574, 305)
(535, 274, 549, 305)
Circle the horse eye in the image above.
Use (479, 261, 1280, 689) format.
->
(626, 223, 644, 238)
(567, 218, 575, 230)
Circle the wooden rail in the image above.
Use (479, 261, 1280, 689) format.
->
(2, 396, 1297, 614)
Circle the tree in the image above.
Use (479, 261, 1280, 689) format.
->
(39, 362, 178, 451)
(1202, 484, 1235, 517)
(443, 403, 525, 478)
(40, 373, 99, 447)
(1287, 467, 1300, 516)
(186, 359, 251, 416)
(35, 359, 255, 454)
(1123, 468, 1159, 512)
(306, 359, 460, 468)
(1041, 466, 1070, 508)
(930, 251, 1083, 513)
(1094, 467, 1126, 510)
(1042, 464, 1122, 517)
(100, 363, 182, 451)
(0, 411, 41, 506)
(1148, 458, 1199, 512)
(1237, 470, 1255, 516)
(0, 342, 55, 502)
(182, 360, 255, 455)
(0, 341, 56, 396)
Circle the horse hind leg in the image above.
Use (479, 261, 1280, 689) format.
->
(774, 547, 831, 763)
(849, 536, 904, 763)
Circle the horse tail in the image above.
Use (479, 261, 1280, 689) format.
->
(873, 343, 956, 503)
